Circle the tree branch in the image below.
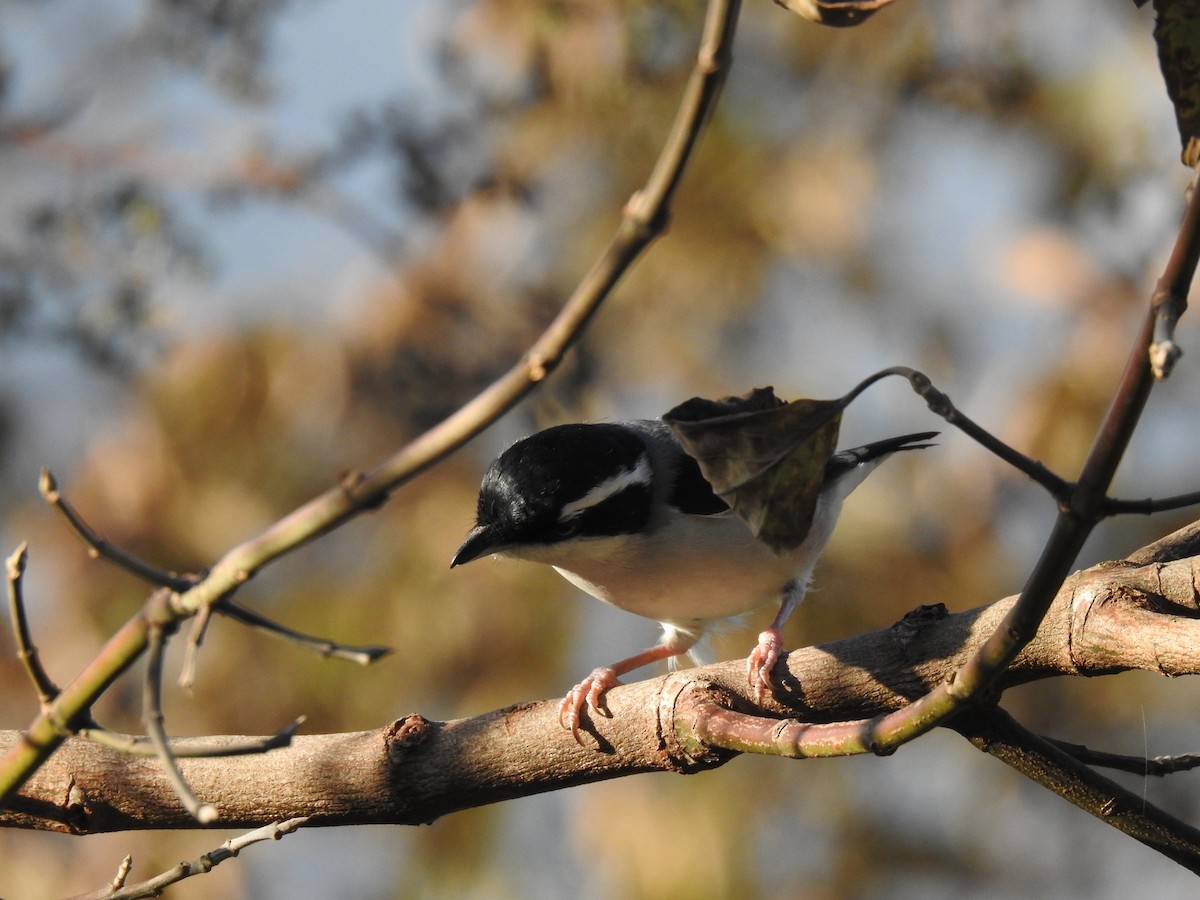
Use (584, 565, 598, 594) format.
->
(0, 0, 743, 810)
(39, 470, 191, 591)
(69, 817, 309, 900)
(851, 167, 1200, 753)
(952, 709, 1200, 874)
(6, 543, 59, 706)
(1048, 739, 1200, 777)
(4, 523, 1198, 836)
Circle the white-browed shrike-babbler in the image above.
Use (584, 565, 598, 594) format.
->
(452, 419, 936, 740)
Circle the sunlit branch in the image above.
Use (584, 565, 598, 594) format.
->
(217, 600, 393, 664)
(39, 469, 192, 592)
(143, 618, 216, 824)
(79, 717, 305, 758)
(72, 818, 309, 900)
(6, 543, 59, 706)
(5, 528, 1200, 835)
(683, 697, 884, 758)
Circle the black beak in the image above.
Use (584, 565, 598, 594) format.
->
(451, 524, 503, 567)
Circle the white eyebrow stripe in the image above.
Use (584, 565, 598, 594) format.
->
(558, 453, 652, 521)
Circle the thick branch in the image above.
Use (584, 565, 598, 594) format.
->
(4, 526, 1199, 835)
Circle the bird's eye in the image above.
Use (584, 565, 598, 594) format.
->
(553, 518, 581, 540)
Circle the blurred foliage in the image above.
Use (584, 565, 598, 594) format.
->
(1, 0, 1199, 897)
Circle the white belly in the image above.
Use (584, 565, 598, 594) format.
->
(509, 507, 833, 631)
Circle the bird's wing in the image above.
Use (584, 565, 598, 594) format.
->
(666, 447, 730, 516)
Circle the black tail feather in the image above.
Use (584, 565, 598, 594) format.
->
(825, 431, 939, 478)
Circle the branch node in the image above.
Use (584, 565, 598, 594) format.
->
(7, 541, 61, 705)
(526, 351, 551, 382)
(1150, 338, 1183, 381)
(387, 714, 434, 763)
(1150, 285, 1186, 380)
(110, 854, 133, 891)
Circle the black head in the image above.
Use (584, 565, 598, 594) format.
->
(451, 424, 654, 566)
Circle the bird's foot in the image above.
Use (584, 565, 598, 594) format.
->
(747, 629, 784, 701)
(559, 666, 620, 743)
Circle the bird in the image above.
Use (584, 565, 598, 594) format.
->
(451, 419, 937, 740)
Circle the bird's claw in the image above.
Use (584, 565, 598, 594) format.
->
(747, 629, 783, 701)
(559, 666, 620, 743)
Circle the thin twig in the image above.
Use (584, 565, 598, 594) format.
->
(142, 610, 217, 824)
(39, 469, 192, 591)
(100, 855, 132, 897)
(79, 716, 305, 758)
(1147, 166, 1198, 379)
(1103, 490, 1200, 516)
(1049, 738, 1200, 776)
(218, 600, 393, 664)
(6, 543, 60, 706)
(67, 817, 310, 900)
(179, 602, 215, 692)
(857, 367, 1072, 501)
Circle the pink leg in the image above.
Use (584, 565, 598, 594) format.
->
(560, 629, 696, 743)
(747, 580, 805, 701)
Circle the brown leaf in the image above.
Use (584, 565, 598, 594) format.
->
(664, 387, 845, 553)
(1149, 0, 1200, 165)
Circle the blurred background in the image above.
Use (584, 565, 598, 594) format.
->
(1, 0, 1199, 896)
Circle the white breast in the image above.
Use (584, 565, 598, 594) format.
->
(510, 490, 847, 633)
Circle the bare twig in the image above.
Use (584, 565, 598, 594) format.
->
(218, 600, 392, 664)
(6, 543, 59, 706)
(39, 470, 192, 592)
(79, 716, 305, 758)
(853, 367, 1072, 501)
(68, 818, 309, 900)
(1049, 739, 1200, 776)
(142, 611, 217, 823)
(179, 602, 215, 692)
(99, 855, 133, 896)
(1103, 490, 1200, 516)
